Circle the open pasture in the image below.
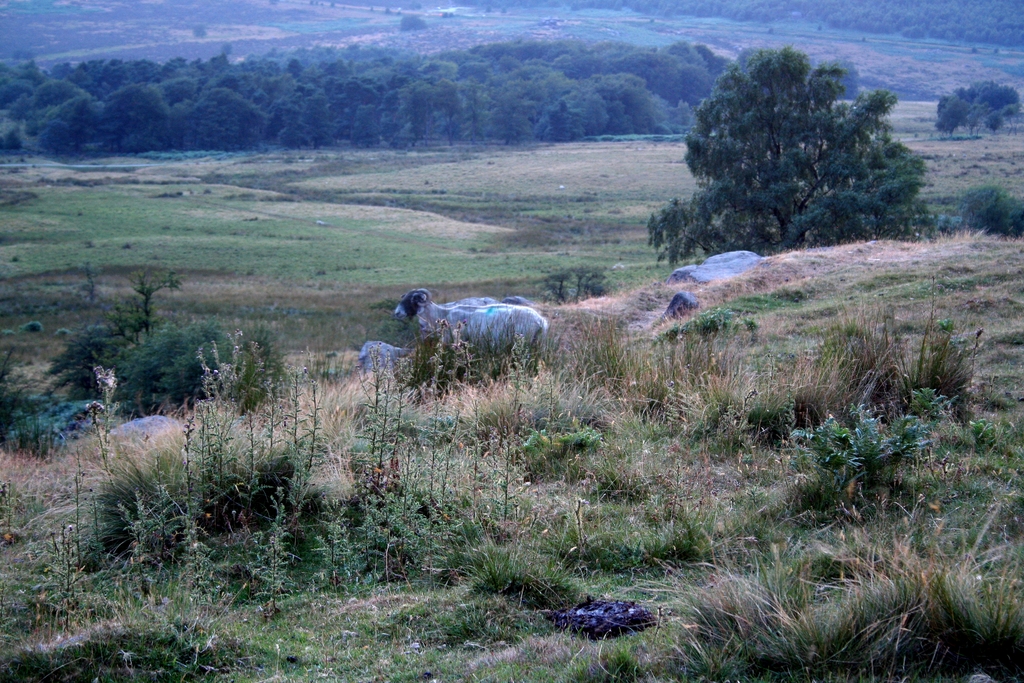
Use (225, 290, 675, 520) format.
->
(3, 100, 1023, 356)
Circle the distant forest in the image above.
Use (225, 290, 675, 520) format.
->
(0, 41, 728, 154)
(500, 0, 1024, 47)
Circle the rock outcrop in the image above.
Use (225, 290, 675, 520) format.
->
(110, 415, 181, 439)
(667, 250, 764, 284)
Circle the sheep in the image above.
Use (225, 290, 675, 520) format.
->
(452, 296, 499, 307)
(394, 288, 548, 345)
(358, 341, 409, 373)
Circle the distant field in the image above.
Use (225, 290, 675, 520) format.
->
(2, 0, 1023, 99)
(1, 101, 1021, 360)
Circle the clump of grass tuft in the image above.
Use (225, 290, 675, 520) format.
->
(677, 542, 1024, 678)
(94, 442, 296, 556)
(402, 322, 550, 396)
(571, 640, 646, 683)
(469, 543, 580, 609)
(522, 424, 602, 480)
(0, 617, 245, 682)
(811, 311, 977, 421)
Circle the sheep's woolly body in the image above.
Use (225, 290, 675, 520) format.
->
(394, 289, 548, 344)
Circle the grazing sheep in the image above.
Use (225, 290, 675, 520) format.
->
(394, 288, 548, 345)
(358, 341, 409, 372)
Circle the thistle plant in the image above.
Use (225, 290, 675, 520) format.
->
(89, 366, 120, 477)
(0, 480, 12, 543)
(257, 489, 289, 617)
(48, 524, 82, 630)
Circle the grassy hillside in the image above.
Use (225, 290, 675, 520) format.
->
(0, 232, 1022, 681)
(2, 92, 1024, 680)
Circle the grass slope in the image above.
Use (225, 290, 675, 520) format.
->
(1, 232, 1023, 682)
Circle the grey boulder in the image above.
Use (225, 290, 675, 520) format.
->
(502, 296, 536, 307)
(358, 341, 408, 372)
(664, 291, 699, 318)
(110, 415, 181, 438)
(667, 250, 763, 284)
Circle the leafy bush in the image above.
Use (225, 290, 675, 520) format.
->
(116, 321, 228, 413)
(661, 307, 737, 341)
(792, 407, 932, 504)
(544, 267, 606, 303)
(49, 325, 125, 399)
(959, 185, 1024, 236)
(17, 321, 42, 333)
(0, 351, 25, 445)
(399, 14, 427, 30)
(648, 47, 928, 260)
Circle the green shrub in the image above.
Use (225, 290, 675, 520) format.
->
(958, 184, 1024, 236)
(0, 351, 25, 445)
(660, 307, 735, 341)
(116, 321, 228, 413)
(95, 448, 296, 557)
(228, 329, 286, 413)
(18, 321, 42, 333)
(792, 407, 932, 506)
(49, 325, 126, 399)
(544, 266, 606, 303)
(399, 13, 427, 30)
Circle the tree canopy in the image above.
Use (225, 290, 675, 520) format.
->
(936, 81, 1020, 136)
(648, 47, 929, 262)
(0, 39, 726, 153)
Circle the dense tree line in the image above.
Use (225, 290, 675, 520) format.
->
(0, 40, 727, 154)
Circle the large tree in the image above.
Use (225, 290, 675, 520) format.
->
(98, 84, 170, 152)
(648, 47, 928, 262)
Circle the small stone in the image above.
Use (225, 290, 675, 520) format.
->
(664, 291, 699, 318)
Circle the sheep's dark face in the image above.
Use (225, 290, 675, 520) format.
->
(395, 289, 430, 319)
